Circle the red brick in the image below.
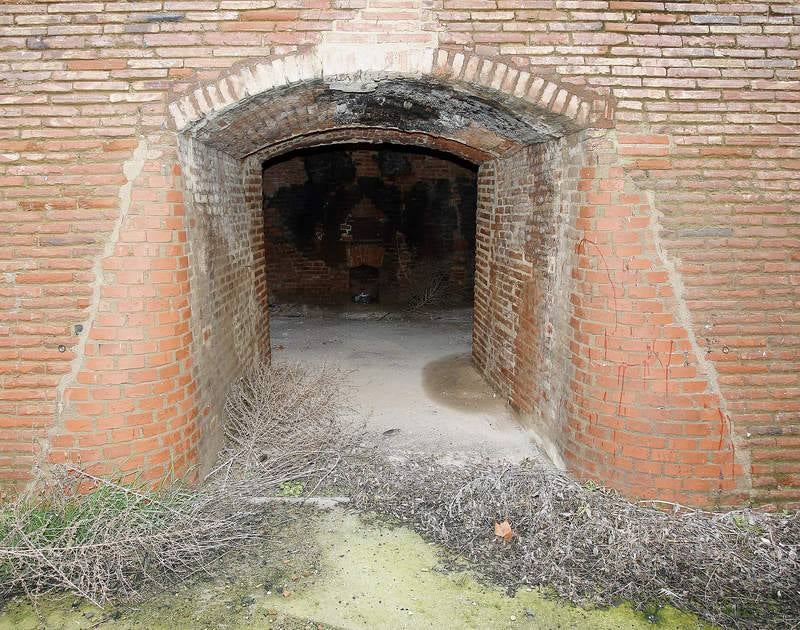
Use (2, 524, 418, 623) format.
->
(0, 2, 793, 510)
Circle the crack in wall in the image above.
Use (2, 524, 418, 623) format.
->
(632, 135, 752, 496)
(43, 138, 149, 470)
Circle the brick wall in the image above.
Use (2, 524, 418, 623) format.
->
(0, 1, 797, 507)
(179, 137, 269, 474)
(565, 131, 743, 506)
(45, 136, 200, 485)
(473, 136, 579, 470)
(262, 147, 476, 306)
(262, 155, 349, 304)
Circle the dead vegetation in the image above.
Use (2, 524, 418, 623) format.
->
(336, 455, 800, 630)
(405, 259, 450, 311)
(0, 469, 259, 607)
(1, 362, 798, 630)
(0, 364, 360, 608)
(211, 362, 361, 489)
(396, 240, 462, 312)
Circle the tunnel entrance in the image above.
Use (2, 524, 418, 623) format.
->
(261, 144, 477, 311)
(171, 47, 741, 506)
(40, 45, 737, 507)
(173, 48, 597, 476)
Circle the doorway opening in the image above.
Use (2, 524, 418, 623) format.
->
(262, 144, 531, 457)
(261, 144, 477, 312)
(163, 49, 744, 506)
(173, 48, 625, 492)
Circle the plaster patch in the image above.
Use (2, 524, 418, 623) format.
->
(46, 138, 148, 468)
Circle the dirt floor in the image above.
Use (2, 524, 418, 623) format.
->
(270, 306, 542, 463)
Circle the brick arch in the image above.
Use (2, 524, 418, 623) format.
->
(168, 47, 612, 156)
(158, 45, 744, 509)
(34, 38, 743, 508)
(47, 46, 616, 490)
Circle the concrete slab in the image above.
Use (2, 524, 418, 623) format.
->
(270, 308, 544, 463)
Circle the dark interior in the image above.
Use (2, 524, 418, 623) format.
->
(262, 144, 478, 308)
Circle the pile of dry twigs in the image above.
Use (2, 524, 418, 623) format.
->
(213, 362, 361, 487)
(0, 469, 259, 606)
(337, 455, 800, 629)
(0, 363, 360, 607)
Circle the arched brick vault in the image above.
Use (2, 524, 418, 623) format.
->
(159, 46, 747, 508)
(49, 45, 745, 507)
(168, 48, 611, 148)
(167, 46, 619, 479)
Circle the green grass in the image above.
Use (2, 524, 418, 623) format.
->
(0, 484, 170, 551)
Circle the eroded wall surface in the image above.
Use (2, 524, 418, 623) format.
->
(0, 1, 797, 507)
(179, 138, 269, 475)
(475, 129, 745, 506)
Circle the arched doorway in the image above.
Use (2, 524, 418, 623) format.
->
(168, 47, 741, 507)
(174, 47, 597, 473)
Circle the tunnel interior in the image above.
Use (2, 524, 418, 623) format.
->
(176, 60, 592, 484)
(261, 144, 478, 309)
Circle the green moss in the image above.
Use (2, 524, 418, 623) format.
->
(277, 481, 305, 498)
(0, 508, 711, 630)
(268, 510, 709, 629)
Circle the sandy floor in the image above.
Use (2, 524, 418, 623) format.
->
(270, 307, 543, 462)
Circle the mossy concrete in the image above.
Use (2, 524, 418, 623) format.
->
(0, 508, 710, 629)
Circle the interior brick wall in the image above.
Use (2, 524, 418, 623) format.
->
(473, 136, 580, 471)
(179, 137, 269, 475)
(262, 156, 348, 304)
(0, 1, 797, 508)
(262, 148, 476, 306)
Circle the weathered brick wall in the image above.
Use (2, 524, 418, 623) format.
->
(262, 155, 349, 304)
(179, 137, 269, 474)
(0, 1, 797, 507)
(473, 136, 581, 470)
(262, 148, 476, 306)
(565, 130, 742, 506)
(44, 136, 200, 485)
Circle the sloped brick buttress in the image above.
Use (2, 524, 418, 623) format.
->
(6, 31, 789, 509)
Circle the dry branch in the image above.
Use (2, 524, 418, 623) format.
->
(0, 363, 361, 608)
(215, 362, 362, 487)
(0, 469, 258, 606)
(336, 455, 800, 630)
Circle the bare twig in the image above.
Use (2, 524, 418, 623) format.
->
(0, 363, 361, 608)
(337, 456, 800, 630)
